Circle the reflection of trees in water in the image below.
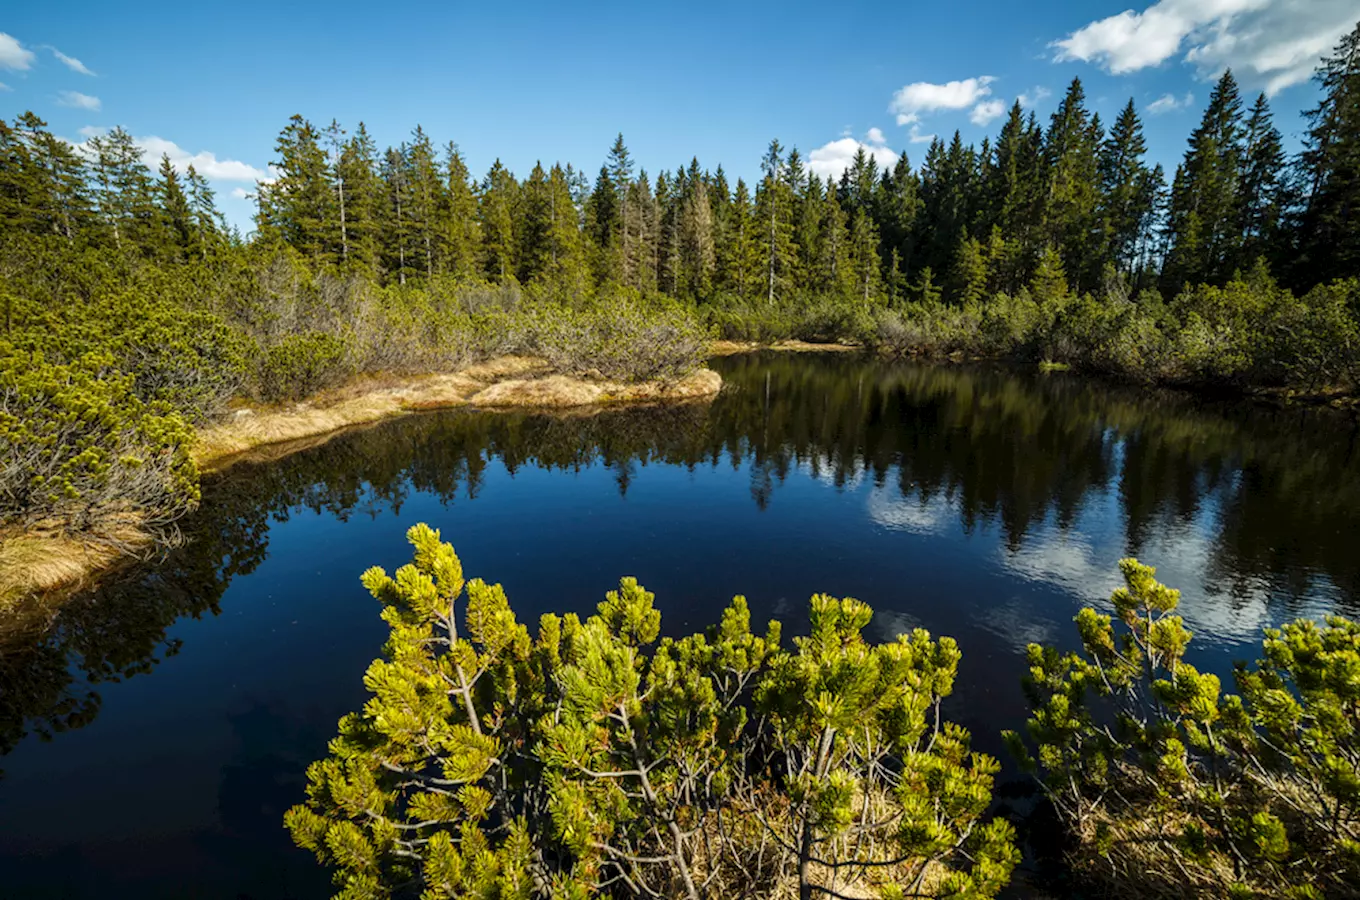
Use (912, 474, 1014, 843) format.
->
(5, 354, 1359, 767)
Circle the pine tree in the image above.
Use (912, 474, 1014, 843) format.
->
(257, 115, 333, 261)
(1164, 70, 1245, 288)
(1043, 79, 1103, 293)
(755, 140, 796, 304)
(478, 159, 519, 284)
(607, 134, 636, 287)
(405, 126, 446, 279)
(719, 178, 761, 301)
(184, 165, 225, 260)
(336, 124, 383, 275)
(544, 163, 585, 287)
(440, 143, 480, 280)
(817, 183, 855, 298)
(1298, 21, 1360, 284)
(1238, 93, 1286, 270)
(876, 155, 921, 283)
(381, 146, 415, 284)
(1100, 100, 1155, 277)
(154, 154, 194, 261)
(678, 168, 716, 300)
(89, 126, 156, 252)
(951, 231, 988, 306)
(518, 161, 554, 283)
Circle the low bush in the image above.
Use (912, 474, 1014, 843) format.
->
(285, 525, 1018, 900)
(0, 349, 198, 533)
(532, 297, 710, 382)
(1007, 558, 1360, 899)
(257, 332, 349, 402)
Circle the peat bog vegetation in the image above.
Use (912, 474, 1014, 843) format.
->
(1, 17, 1360, 900)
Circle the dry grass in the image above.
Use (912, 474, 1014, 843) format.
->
(0, 520, 154, 619)
(195, 356, 721, 471)
(709, 339, 861, 356)
(2, 356, 721, 622)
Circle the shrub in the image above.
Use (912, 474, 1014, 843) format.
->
(285, 525, 1017, 900)
(257, 332, 349, 402)
(1007, 558, 1360, 899)
(0, 349, 198, 532)
(532, 298, 710, 382)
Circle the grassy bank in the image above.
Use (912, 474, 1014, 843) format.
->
(0, 353, 721, 615)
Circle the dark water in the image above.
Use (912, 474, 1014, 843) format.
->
(2, 352, 1359, 899)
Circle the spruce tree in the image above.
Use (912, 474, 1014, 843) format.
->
(154, 154, 194, 261)
(257, 115, 333, 262)
(1298, 21, 1360, 285)
(1238, 93, 1286, 270)
(440, 143, 480, 281)
(1043, 79, 1103, 294)
(1164, 70, 1245, 288)
(1099, 100, 1155, 277)
(478, 159, 519, 284)
(755, 140, 795, 304)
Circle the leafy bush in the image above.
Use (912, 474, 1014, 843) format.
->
(1007, 558, 1360, 899)
(532, 297, 710, 382)
(285, 525, 1017, 899)
(0, 349, 198, 532)
(257, 332, 349, 402)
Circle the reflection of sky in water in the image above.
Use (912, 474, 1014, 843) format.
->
(3, 353, 1358, 899)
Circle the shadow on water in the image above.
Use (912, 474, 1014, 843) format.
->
(2, 351, 1358, 897)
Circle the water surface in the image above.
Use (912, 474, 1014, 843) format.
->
(3, 352, 1358, 898)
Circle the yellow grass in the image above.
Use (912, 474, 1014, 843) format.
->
(0, 521, 154, 620)
(194, 356, 720, 472)
(709, 339, 860, 356)
(5, 354, 723, 619)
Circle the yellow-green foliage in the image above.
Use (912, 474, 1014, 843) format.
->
(0, 349, 198, 530)
(1007, 558, 1360, 898)
(286, 525, 1017, 900)
(259, 332, 348, 402)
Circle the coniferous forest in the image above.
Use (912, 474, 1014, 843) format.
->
(2, 22, 1358, 573)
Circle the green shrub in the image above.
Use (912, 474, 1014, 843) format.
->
(531, 297, 710, 382)
(0, 349, 198, 531)
(285, 525, 1018, 899)
(257, 332, 349, 402)
(1007, 558, 1360, 899)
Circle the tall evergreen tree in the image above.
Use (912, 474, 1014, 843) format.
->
(1238, 93, 1286, 269)
(1043, 79, 1104, 293)
(1164, 70, 1245, 288)
(1298, 21, 1360, 284)
(1099, 100, 1156, 279)
(479, 159, 519, 283)
(755, 140, 796, 304)
(257, 115, 333, 261)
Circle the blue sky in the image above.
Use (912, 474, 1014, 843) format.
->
(3, 1, 1356, 232)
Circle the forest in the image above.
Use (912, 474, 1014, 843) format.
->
(1, 25, 1358, 590)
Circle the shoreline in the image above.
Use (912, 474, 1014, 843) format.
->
(1, 356, 724, 617)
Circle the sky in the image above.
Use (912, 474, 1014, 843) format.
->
(2, 1, 1356, 232)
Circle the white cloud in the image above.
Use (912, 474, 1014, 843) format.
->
(1018, 86, 1052, 108)
(1051, 0, 1356, 93)
(57, 90, 101, 111)
(908, 124, 935, 145)
(66, 130, 266, 183)
(970, 98, 1006, 126)
(807, 128, 900, 179)
(135, 135, 266, 181)
(47, 46, 94, 76)
(1146, 91, 1196, 114)
(0, 32, 35, 71)
(230, 187, 251, 199)
(0, 82, 10, 92)
(890, 76, 996, 125)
